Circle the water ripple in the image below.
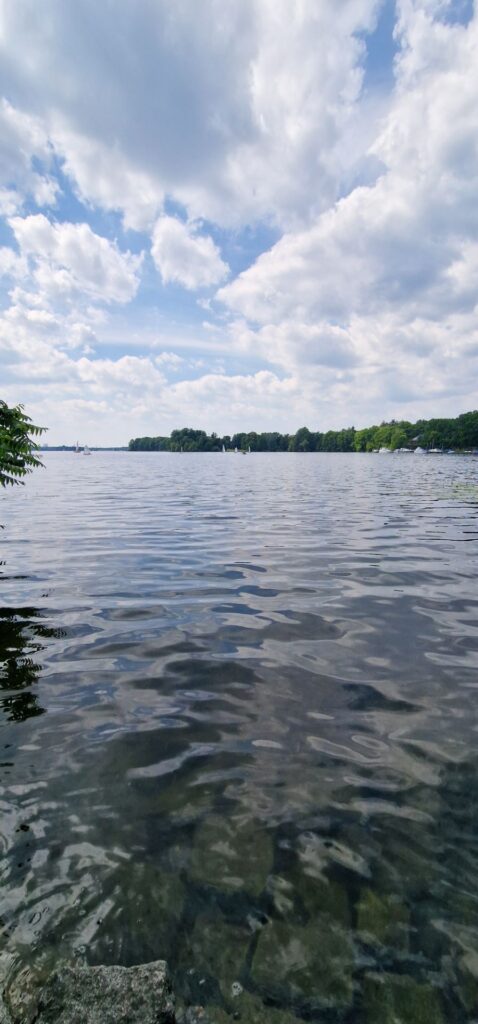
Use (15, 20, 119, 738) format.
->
(1, 452, 478, 1020)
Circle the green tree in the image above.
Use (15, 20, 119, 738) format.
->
(128, 410, 478, 457)
(0, 401, 45, 487)
(289, 426, 313, 451)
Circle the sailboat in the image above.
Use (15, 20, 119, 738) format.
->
(74, 441, 81, 454)
(222, 444, 226, 453)
(83, 444, 91, 455)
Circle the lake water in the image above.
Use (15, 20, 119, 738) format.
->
(1, 451, 478, 1022)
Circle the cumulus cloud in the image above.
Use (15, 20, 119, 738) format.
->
(55, 127, 163, 232)
(0, 245, 27, 279)
(217, 4, 478, 410)
(0, 98, 58, 213)
(152, 216, 228, 290)
(0, 0, 381, 229)
(9, 214, 142, 304)
(1, 0, 478, 439)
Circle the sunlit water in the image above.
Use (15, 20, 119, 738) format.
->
(1, 452, 478, 1022)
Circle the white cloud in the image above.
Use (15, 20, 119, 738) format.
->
(446, 243, 478, 303)
(75, 354, 165, 395)
(0, 0, 381, 229)
(0, 188, 20, 216)
(151, 216, 228, 290)
(0, 98, 58, 213)
(217, 6, 478, 411)
(54, 126, 163, 232)
(9, 214, 142, 304)
(160, 369, 301, 432)
(1, 0, 478, 439)
(154, 351, 185, 370)
(0, 245, 27, 279)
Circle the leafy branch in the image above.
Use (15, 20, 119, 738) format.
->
(0, 400, 46, 488)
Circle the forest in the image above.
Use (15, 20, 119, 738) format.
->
(129, 411, 478, 453)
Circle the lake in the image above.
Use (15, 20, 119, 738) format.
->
(1, 451, 478, 1022)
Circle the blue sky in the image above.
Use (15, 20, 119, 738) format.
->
(0, 0, 477, 444)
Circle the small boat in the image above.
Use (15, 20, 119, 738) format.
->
(414, 446, 427, 454)
(222, 444, 226, 453)
(83, 444, 91, 456)
(378, 447, 392, 454)
(74, 441, 81, 454)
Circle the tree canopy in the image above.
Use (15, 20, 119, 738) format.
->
(0, 400, 45, 487)
(129, 411, 478, 454)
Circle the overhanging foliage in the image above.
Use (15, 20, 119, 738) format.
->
(0, 400, 46, 487)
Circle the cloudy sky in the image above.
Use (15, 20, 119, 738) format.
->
(0, 0, 476, 445)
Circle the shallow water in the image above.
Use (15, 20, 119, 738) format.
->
(1, 451, 478, 1022)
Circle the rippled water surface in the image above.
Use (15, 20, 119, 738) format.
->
(2, 451, 478, 1022)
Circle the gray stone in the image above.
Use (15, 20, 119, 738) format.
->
(34, 961, 175, 1024)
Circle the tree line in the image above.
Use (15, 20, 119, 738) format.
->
(129, 411, 478, 453)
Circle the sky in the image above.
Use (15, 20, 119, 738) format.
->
(0, 0, 477, 445)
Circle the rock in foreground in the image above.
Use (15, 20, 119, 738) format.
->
(34, 961, 175, 1024)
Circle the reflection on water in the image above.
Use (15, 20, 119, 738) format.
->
(0, 603, 56, 722)
(1, 452, 478, 1021)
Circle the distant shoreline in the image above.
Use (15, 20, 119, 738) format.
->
(41, 447, 478, 454)
(40, 410, 478, 454)
(41, 446, 129, 452)
(127, 412, 478, 453)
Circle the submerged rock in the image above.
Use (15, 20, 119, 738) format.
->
(189, 815, 273, 897)
(289, 869, 351, 926)
(251, 916, 355, 1010)
(176, 1008, 211, 1024)
(363, 972, 445, 1024)
(213, 989, 304, 1023)
(357, 888, 409, 950)
(0, 954, 14, 1024)
(0, 999, 12, 1024)
(4, 950, 60, 1024)
(103, 864, 185, 964)
(177, 991, 303, 1024)
(33, 960, 175, 1024)
(177, 913, 252, 1001)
